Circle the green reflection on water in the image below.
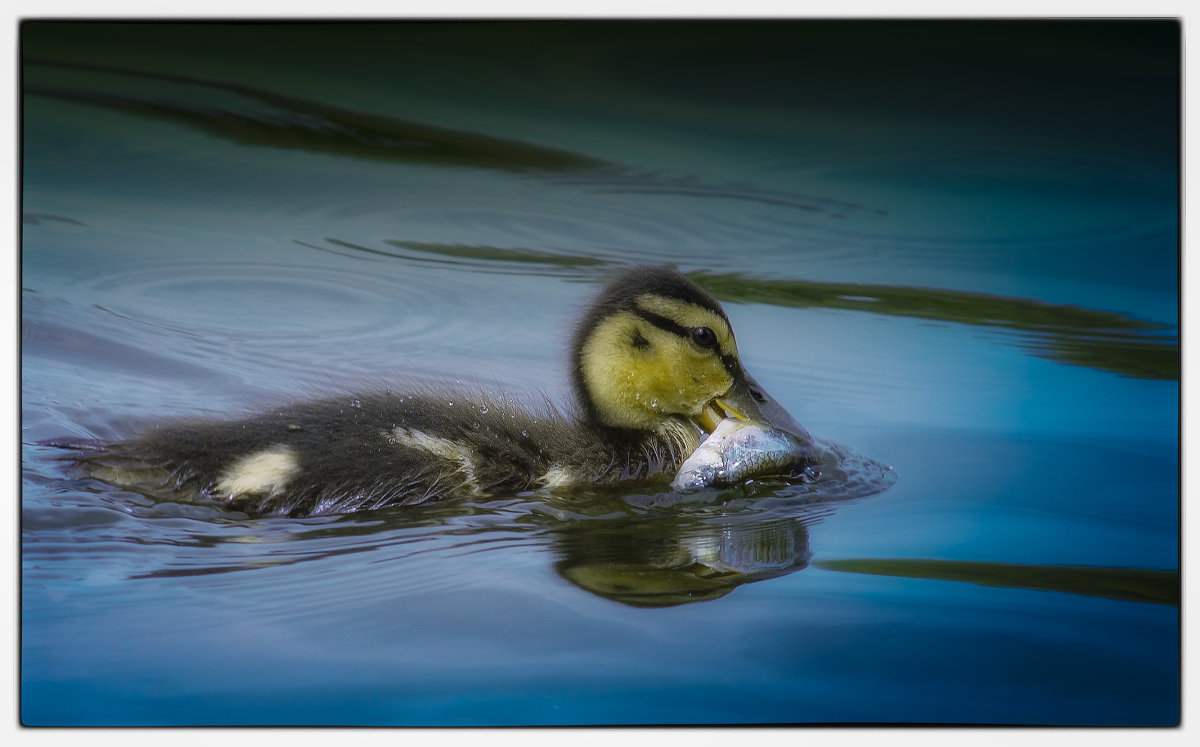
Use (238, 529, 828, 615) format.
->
(300, 238, 1179, 381)
(815, 558, 1178, 606)
(386, 241, 609, 268)
(24, 58, 608, 174)
(688, 271, 1178, 381)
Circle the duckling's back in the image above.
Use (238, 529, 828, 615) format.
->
(66, 391, 695, 516)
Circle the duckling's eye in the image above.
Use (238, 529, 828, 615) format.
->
(690, 326, 718, 350)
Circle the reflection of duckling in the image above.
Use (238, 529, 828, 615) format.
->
(552, 513, 815, 608)
(62, 266, 810, 517)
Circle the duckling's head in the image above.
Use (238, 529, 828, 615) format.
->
(572, 266, 807, 439)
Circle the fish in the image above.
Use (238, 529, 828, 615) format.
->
(671, 418, 816, 492)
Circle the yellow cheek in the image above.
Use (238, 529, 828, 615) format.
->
(635, 343, 732, 415)
(580, 312, 734, 428)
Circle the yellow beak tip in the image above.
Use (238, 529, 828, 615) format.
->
(713, 398, 749, 423)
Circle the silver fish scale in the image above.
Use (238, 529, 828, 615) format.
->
(671, 419, 809, 492)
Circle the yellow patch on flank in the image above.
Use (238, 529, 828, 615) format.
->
(216, 445, 299, 497)
(537, 466, 578, 489)
(390, 427, 481, 491)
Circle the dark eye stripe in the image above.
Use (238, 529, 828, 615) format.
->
(633, 308, 740, 374)
(632, 308, 691, 340)
(719, 353, 740, 375)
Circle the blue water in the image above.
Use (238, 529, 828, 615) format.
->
(20, 21, 1179, 726)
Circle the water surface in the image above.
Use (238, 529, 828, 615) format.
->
(21, 21, 1179, 726)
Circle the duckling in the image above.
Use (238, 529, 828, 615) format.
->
(55, 266, 813, 517)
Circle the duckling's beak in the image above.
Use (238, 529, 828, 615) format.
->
(695, 368, 812, 443)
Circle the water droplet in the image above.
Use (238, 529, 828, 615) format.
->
(480, 406, 489, 414)
(521, 429, 529, 438)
